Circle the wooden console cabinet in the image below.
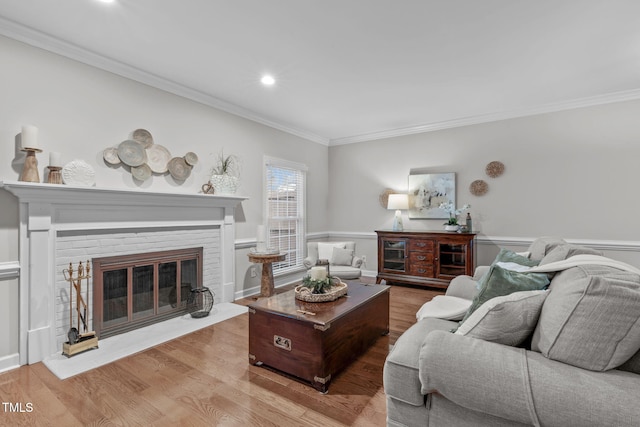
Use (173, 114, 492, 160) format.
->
(376, 230, 476, 289)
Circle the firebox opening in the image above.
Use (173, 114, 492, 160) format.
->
(93, 247, 203, 339)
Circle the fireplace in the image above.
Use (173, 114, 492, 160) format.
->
(93, 247, 203, 339)
(0, 181, 246, 365)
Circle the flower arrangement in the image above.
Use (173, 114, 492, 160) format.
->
(439, 202, 471, 226)
(301, 275, 337, 294)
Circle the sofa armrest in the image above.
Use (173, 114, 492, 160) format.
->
(419, 330, 640, 426)
(444, 275, 478, 300)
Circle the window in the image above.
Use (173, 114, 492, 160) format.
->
(264, 156, 307, 275)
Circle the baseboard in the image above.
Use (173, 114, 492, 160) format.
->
(0, 353, 19, 374)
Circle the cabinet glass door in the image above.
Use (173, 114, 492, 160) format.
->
(438, 242, 467, 277)
(383, 239, 406, 272)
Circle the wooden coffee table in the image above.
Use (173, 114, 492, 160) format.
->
(248, 281, 390, 392)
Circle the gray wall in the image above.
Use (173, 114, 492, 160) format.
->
(328, 100, 640, 272)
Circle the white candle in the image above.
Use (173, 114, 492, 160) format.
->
(21, 125, 39, 150)
(310, 266, 327, 281)
(49, 152, 62, 167)
(256, 225, 266, 252)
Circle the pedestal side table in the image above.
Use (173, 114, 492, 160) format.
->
(247, 252, 286, 297)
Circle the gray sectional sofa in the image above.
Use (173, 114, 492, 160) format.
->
(384, 237, 640, 426)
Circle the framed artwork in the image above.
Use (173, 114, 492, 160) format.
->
(408, 172, 455, 219)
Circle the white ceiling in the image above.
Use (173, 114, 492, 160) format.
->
(1, 0, 640, 145)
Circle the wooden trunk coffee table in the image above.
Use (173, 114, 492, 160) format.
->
(248, 281, 390, 393)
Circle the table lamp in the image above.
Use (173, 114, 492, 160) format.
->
(387, 194, 409, 231)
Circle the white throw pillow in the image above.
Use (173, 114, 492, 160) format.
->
(331, 247, 354, 266)
(317, 242, 346, 260)
(416, 295, 473, 321)
(456, 290, 548, 346)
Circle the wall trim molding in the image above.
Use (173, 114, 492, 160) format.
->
(0, 261, 20, 280)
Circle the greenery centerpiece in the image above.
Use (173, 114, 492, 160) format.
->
(439, 202, 471, 231)
(210, 151, 240, 194)
(295, 271, 348, 302)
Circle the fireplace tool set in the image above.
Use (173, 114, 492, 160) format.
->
(62, 261, 99, 357)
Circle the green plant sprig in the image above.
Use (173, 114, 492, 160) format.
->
(301, 275, 337, 294)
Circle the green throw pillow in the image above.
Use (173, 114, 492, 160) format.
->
(459, 265, 550, 326)
(492, 248, 540, 268)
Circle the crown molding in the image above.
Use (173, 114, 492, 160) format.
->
(329, 89, 640, 146)
(0, 17, 329, 146)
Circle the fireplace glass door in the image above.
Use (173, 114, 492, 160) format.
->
(94, 248, 203, 338)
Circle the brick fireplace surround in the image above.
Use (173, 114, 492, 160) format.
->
(0, 181, 246, 366)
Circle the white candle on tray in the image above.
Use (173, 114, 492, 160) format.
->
(310, 266, 327, 281)
(49, 152, 62, 167)
(21, 125, 39, 150)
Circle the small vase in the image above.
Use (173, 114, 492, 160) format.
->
(210, 174, 238, 194)
(444, 224, 459, 232)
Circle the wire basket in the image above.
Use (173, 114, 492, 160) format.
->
(187, 287, 214, 318)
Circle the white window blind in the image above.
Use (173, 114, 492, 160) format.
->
(264, 157, 307, 275)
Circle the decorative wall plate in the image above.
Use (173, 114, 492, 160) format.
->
(168, 157, 191, 180)
(145, 144, 171, 173)
(62, 159, 96, 186)
(184, 151, 198, 166)
(469, 179, 488, 196)
(132, 129, 154, 148)
(131, 163, 152, 181)
(485, 161, 505, 178)
(102, 147, 121, 165)
(379, 188, 395, 208)
(118, 140, 147, 167)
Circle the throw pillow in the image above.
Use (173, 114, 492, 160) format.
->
(317, 242, 346, 260)
(459, 265, 550, 325)
(455, 290, 548, 346)
(531, 265, 640, 371)
(492, 248, 540, 267)
(331, 247, 354, 266)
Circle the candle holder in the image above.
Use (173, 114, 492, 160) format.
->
(19, 148, 43, 183)
(47, 166, 63, 184)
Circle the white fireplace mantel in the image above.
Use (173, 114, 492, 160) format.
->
(0, 181, 247, 365)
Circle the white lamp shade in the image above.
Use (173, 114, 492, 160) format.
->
(387, 194, 409, 210)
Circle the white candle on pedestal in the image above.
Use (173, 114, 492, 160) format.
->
(49, 152, 62, 167)
(310, 266, 327, 281)
(21, 125, 39, 150)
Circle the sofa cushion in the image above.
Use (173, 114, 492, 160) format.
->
(383, 317, 456, 407)
(459, 265, 550, 326)
(330, 247, 353, 266)
(531, 265, 640, 371)
(455, 290, 547, 346)
(538, 244, 603, 266)
(317, 242, 346, 260)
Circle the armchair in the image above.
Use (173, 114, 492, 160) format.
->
(303, 241, 363, 280)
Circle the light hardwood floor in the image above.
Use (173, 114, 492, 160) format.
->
(0, 279, 442, 427)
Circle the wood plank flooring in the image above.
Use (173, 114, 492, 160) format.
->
(0, 279, 442, 427)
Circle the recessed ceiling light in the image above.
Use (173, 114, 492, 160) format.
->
(261, 75, 276, 86)
(97, 0, 115, 3)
